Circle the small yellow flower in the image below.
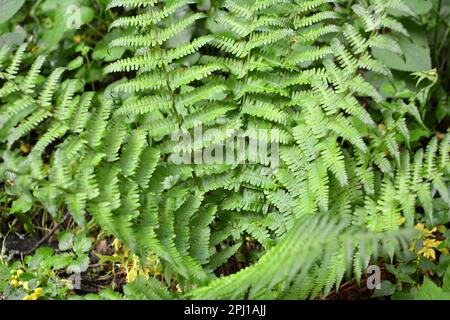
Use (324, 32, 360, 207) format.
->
(22, 281, 30, 291)
(378, 123, 386, 135)
(113, 239, 121, 252)
(126, 268, 138, 283)
(34, 288, 44, 297)
(399, 216, 406, 226)
(16, 269, 24, 277)
(418, 247, 437, 261)
(415, 222, 425, 232)
(123, 247, 130, 258)
(418, 239, 442, 261)
(20, 143, 31, 154)
(10, 279, 18, 287)
(415, 223, 436, 237)
(23, 293, 38, 301)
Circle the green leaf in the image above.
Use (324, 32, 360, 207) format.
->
(42, 253, 73, 269)
(405, 0, 433, 15)
(372, 280, 397, 297)
(398, 273, 416, 284)
(372, 38, 431, 72)
(26, 247, 54, 270)
(58, 232, 74, 251)
(68, 57, 84, 71)
(0, 26, 26, 47)
(443, 265, 450, 292)
(416, 278, 450, 300)
(10, 196, 32, 214)
(372, 23, 431, 72)
(0, 0, 25, 24)
(67, 254, 90, 273)
(79, 6, 95, 25)
(73, 234, 92, 254)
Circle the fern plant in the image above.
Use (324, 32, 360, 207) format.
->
(0, 44, 105, 228)
(1, 0, 448, 300)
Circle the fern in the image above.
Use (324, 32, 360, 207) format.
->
(2, 0, 448, 300)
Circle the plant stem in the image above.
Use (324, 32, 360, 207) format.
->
(433, 0, 442, 67)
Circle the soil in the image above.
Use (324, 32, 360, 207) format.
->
(2, 233, 40, 254)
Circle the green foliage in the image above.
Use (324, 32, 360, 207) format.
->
(71, 276, 175, 300)
(0, 0, 26, 25)
(0, 232, 92, 300)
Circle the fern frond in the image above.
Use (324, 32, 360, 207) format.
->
(294, 11, 340, 29)
(110, 0, 193, 28)
(107, 0, 158, 10)
(5, 43, 27, 79)
(38, 68, 66, 108)
(329, 115, 368, 152)
(120, 129, 148, 177)
(320, 137, 348, 186)
(21, 55, 46, 94)
(110, 13, 206, 47)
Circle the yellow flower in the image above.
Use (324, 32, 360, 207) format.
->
(113, 239, 122, 252)
(10, 279, 18, 287)
(399, 216, 406, 226)
(126, 268, 138, 283)
(23, 293, 38, 301)
(34, 288, 44, 297)
(415, 222, 425, 232)
(20, 143, 32, 154)
(22, 281, 30, 291)
(418, 239, 442, 261)
(415, 223, 437, 237)
(378, 123, 386, 135)
(123, 247, 130, 258)
(424, 238, 442, 248)
(16, 269, 24, 277)
(126, 257, 139, 283)
(418, 247, 437, 260)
